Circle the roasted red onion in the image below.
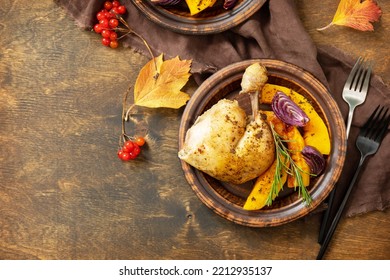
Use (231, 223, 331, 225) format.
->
(302, 145, 326, 175)
(151, 0, 182, 5)
(224, 0, 238, 9)
(271, 91, 309, 127)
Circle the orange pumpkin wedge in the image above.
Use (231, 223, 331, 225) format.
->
(243, 155, 288, 210)
(264, 112, 311, 188)
(185, 0, 217, 15)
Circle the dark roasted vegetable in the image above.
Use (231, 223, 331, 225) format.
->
(302, 145, 326, 175)
(271, 91, 310, 127)
(151, 0, 182, 5)
(223, 0, 238, 9)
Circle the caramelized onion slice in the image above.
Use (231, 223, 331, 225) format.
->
(271, 91, 309, 127)
(224, 0, 238, 9)
(302, 145, 326, 175)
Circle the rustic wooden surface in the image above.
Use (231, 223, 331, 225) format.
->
(0, 0, 389, 260)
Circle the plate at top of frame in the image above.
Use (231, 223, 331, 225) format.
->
(131, 0, 265, 35)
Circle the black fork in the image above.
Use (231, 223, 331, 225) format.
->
(317, 105, 390, 259)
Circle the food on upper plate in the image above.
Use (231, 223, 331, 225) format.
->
(151, 0, 238, 16)
(185, 0, 217, 15)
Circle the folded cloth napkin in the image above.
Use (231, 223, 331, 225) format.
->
(55, 0, 390, 218)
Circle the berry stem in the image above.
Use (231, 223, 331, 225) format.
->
(120, 86, 131, 146)
(115, 15, 158, 76)
(119, 86, 139, 146)
(121, 87, 128, 134)
(124, 104, 136, 122)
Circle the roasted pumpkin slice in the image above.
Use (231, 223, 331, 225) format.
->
(185, 0, 217, 15)
(284, 126, 311, 188)
(264, 111, 310, 188)
(243, 155, 288, 211)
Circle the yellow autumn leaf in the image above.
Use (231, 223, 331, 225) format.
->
(134, 54, 192, 109)
(317, 0, 382, 31)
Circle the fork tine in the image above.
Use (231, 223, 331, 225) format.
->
(373, 108, 390, 142)
(351, 58, 365, 91)
(361, 105, 381, 136)
(344, 56, 363, 89)
(351, 58, 369, 91)
(360, 61, 373, 93)
(362, 105, 389, 140)
(355, 61, 372, 92)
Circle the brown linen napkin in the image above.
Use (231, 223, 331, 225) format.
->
(54, 0, 389, 218)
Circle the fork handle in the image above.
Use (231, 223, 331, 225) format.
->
(346, 105, 356, 138)
(318, 187, 336, 244)
(316, 155, 365, 260)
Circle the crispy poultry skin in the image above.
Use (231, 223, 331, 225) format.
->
(178, 99, 275, 185)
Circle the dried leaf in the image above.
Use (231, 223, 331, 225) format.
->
(317, 0, 382, 31)
(134, 54, 192, 109)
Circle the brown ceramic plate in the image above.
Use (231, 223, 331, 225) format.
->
(131, 0, 264, 34)
(178, 59, 346, 227)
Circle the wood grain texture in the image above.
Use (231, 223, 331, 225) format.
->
(0, 0, 389, 260)
(295, 0, 390, 84)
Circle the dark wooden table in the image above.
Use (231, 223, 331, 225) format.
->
(0, 0, 389, 260)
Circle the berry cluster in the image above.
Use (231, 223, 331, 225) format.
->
(93, 1, 127, 48)
(117, 136, 146, 161)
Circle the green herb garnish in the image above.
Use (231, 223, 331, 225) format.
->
(266, 123, 313, 206)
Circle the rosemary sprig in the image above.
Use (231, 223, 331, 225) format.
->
(289, 155, 312, 206)
(265, 126, 287, 206)
(266, 123, 312, 206)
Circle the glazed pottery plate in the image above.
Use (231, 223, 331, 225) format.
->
(178, 59, 346, 227)
(131, 0, 264, 34)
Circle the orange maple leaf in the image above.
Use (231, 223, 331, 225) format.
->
(134, 54, 192, 109)
(317, 0, 382, 31)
